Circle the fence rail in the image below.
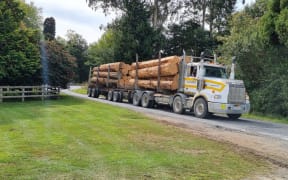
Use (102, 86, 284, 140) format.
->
(0, 85, 60, 102)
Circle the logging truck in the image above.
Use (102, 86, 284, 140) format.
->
(88, 51, 250, 119)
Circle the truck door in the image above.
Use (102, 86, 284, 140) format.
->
(184, 65, 198, 95)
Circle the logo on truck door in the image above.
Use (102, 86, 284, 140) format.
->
(184, 77, 225, 92)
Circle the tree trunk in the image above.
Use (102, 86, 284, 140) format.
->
(202, 0, 207, 30)
(153, 0, 159, 28)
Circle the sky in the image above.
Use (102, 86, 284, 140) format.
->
(25, 0, 255, 44)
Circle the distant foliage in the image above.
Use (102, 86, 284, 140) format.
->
(87, 0, 162, 64)
(43, 17, 56, 41)
(18, 1, 42, 30)
(65, 30, 89, 83)
(165, 20, 217, 56)
(45, 41, 77, 88)
(0, 0, 41, 85)
(87, 29, 117, 66)
(220, 0, 288, 117)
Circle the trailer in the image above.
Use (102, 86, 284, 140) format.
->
(88, 51, 250, 119)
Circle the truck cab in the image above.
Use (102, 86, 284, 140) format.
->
(182, 57, 250, 119)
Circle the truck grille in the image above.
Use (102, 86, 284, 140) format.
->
(228, 82, 246, 104)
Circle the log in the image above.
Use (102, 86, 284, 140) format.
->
(127, 79, 151, 89)
(91, 77, 118, 85)
(121, 64, 131, 75)
(99, 62, 125, 72)
(127, 75, 179, 90)
(150, 80, 178, 90)
(129, 62, 178, 78)
(92, 71, 120, 79)
(131, 56, 180, 70)
(93, 67, 100, 72)
(150, 75, 178, 81)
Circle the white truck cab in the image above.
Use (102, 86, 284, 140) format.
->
(182, 54, 250, 119)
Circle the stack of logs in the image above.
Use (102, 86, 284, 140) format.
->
(91, 56, 181, 91)
(91, 62, 131, 88)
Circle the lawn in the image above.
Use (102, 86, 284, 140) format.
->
(0, 95, 267, 179)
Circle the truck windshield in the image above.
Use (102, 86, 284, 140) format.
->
(204, 66, 227, 79)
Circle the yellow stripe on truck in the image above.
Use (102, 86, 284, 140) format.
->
(204, 79, 226, 92)
(184, 78, 226, 92)
(184, 85, 197, 89)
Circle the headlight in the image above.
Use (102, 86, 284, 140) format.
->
(214, 95, 222, 99)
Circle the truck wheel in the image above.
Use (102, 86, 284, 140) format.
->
(173, 96, 184, 114)
(227, 114, 241, 119)
(194, 98, 209, 118)
(132, 93, 141, 106)
(128, 92, 133, 103)
(141, 93, 153, 108)
(107, 90, 113, 101)
(93, 89, 99, 98)
(88, 88, 92, 97)
(113, 92, 120, 102)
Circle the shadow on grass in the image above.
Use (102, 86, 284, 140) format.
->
(0, 95, 86, 125)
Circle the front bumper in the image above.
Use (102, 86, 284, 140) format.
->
(208, 102, 250, 114)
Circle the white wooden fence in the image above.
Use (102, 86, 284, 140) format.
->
(0, 85, 60, 102)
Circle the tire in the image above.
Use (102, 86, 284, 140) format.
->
(194, 98, 209, 118)
(113, 92, 119, 102)
(93, 89, 99, 98)
(227, 114, 241, 119)
(128, 92, 133, 104)
(172, 96, 184, 114)
(132, 93, 141, 106)
(88, 88, 92, 97)
(107, 90, 113, 101)
(141, 93, 153, 108)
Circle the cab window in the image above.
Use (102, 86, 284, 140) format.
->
(190, 66, 197, 77)
(204, 66, 227, 78)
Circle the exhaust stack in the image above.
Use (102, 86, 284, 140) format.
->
(229, 56, 236, 80)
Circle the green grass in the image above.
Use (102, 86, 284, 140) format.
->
(0, 95, 268, 179)
(71, 87, 87, 95)
(243, 113, 288, 124)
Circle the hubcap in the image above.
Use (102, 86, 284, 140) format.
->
(143, 95, 148, 105)
(196, 103, 204, 115)
(174, 98, 181, 111)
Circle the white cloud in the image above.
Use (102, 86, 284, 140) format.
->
(25, 0, 115, 44)
(235, 0, 256, 11)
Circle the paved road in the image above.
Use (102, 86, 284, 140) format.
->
(63, 89, 288, 142)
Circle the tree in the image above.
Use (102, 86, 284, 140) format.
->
(87, 29, 117, 66)
(92, 0, 161, 63)
(0, 0, 41, 85)
(44, 41, 77, 88)
(65, 30, 89, 83)
(43, 17, 56, 41)
(86, 0, 175, 29)
(219, 0, 288, 117)
(86, 0, 237, 35)
(165, 20, 216, 56)
(179, 0, 237, 36)
(19, 1, 42, 30)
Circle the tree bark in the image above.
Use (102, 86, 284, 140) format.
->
(129, 62, 178, 78)
(131, 56, 180, 69)
(202, 0, 207, 30)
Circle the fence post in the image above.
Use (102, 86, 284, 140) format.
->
(41, 85, 44, 101)
(22, 87, 25, 102)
